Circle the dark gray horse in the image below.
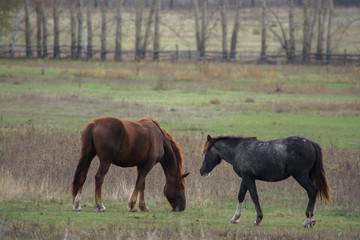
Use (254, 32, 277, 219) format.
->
(200, 135, 331, 227)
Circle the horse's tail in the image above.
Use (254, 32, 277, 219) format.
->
(149, 119, 184, 174)
(71, 121, 97, 202)
(310, 141, 331, 204)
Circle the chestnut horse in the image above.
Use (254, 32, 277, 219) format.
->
(200, 135, 331, 227)
(72, 117, 189, 212)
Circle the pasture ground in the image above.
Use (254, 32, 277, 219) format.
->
(0, 59, 359, 239)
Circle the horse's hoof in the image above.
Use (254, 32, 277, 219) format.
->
(253, 220, 261, 226)
(230, 219, 239, 224)
(129, 209, 138, 212)
(95, 203, 106, 212)
(139, 205, 149, 212)
(73, 206, 81, 211)
(303, 218, 315, 228)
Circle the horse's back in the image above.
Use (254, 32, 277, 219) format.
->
(235, 136, 316, 181)
(91, 117, 165, 167)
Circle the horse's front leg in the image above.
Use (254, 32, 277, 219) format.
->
(247, 178, 263, 226)
(231, 180, 248, 224)
(94, 161, 111, 212)
(128, 165, 151, 212)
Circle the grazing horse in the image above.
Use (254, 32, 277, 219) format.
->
(200, 135, 331, 227)
(72, 117, 189, 212)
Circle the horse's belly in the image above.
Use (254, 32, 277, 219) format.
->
(256, 172, 290, 182)
(254, 164, 290, 182)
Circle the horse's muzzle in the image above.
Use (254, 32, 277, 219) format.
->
(200, 168, 210, 177)
(173, 205, 185, 212)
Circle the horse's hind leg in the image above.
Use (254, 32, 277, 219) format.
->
(94, 161, 111, 212)
(293, 175, 318, 228)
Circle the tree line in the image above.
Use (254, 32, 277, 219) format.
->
(1, 0, 357, 64)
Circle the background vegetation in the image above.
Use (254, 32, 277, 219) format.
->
(0, 59, 359, 239)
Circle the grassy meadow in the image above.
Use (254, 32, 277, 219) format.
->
(0, 59, 360, 239)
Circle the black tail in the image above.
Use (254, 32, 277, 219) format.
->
(71, 121, 97, 202)
(310, 141, 331, 204)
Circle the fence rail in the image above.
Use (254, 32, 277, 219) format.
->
(1, 44, 360, 65)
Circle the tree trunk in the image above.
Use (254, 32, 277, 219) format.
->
(288, 0, 295, 61)
(11, 9, 20, 59)
(35, 1, 42, 58)
(77, 0, 83, 58)
(193, 0, 201, 52)
(230, 0, 241, 60)
(135, 0, 143, 61)
(301, 0, 311, 64)
(200, 0, 207, 57)
(41, 0, 48, 58)
(142, 0, 156, 58)
(100, 0, 106, 61)
(220, 0, 228, 59)
(86, 0, 93, 60)
(70, 1, 76, 58)
(24, 0, 32, 58)
(53, 0, 60, 59)
(260, 0, 267, 61)
(326, 0, 333, 62)
(114, 0, 122, 61)
(316, 0, 327, 61)
(153, 0, 160, 61)
(302, 0, 319, 64)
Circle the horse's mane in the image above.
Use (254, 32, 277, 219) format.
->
(202, 135, 257, 154)
(141, 118, 184, 174)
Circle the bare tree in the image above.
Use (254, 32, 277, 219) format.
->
(260, 0, 267, 61)
(114, 0, 123, 61)
(220, 0, 228, 59)
(70, 0, 76, 58)
(10, 7, 20, 59)
(193, 0, 201, 52)
(326, 0, 334, 61)
(316, 0, 327, 60)
(200, 0, 207, 57)
(24, 0, 32, 58)
(77, 0, 83, 58)
(153, 0, 160, 61)
(302, 0, 318, 64)
(53, 0, 60, 59)
(288, 0, 295, 61)
(135, 0, 143, 61)
(100, 0, 106, 61)
(230, 0, 242, 60)
(35, 0, 42, 58)
(41, 0, 48, 58)
(142, 0, 156, 57)
(86, 0, 93, 60)
(268, 8, 289, 58)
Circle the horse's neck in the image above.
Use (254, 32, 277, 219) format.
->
(160, 156, 182, 183)
(216, 141, 236, 165)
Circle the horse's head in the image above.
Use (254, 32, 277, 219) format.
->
(164, 172, 190, 212)
(200, 135, 222, 176)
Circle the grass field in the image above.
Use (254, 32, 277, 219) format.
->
(0, 59, 359, 239)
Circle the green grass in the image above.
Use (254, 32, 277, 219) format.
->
(1, 196, 359, 239)
(0, 59, 360, 239)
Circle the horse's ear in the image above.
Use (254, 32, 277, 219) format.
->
(207, 135, 212, 141)
(182, 172, 190, 178)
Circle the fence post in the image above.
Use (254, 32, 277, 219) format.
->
(343, 48, 347, 65)
(176, 44, 179, 63)
(188, 49, 191, 63)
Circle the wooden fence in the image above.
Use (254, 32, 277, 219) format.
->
(1, 44, 360, 65)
